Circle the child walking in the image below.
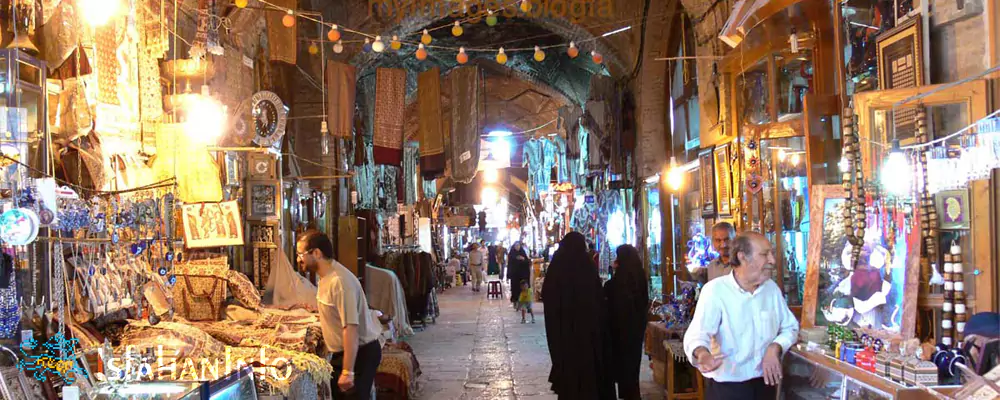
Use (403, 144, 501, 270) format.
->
(518, 279, 535, 323)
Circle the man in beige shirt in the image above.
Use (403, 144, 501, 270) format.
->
(683, 222, 736, 285)
(298, 231, 382, 400)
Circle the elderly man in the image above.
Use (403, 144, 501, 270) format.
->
(683, 232, 799, 400)
(682, 222, 736, 285)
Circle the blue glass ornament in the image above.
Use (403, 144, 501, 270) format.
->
(165, 252, 174, 262)
(158, 267, 168, 276)
(130, 244, 141, 255)
(112, 232, 120, 244)
(167, 275, 177, 285)
(88, 266, 95, 276)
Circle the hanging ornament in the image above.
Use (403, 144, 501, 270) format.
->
(327, 25, 341, 42)
(235, 0, 248, 8)
(591, 50, 603, 64)
(308, 42, 319, 55)
(457, 47, 469, 64)
(362, 38, 372, 52)
(372, 35, 386, 53)
(567, 42, 579, 58)
(421, 29, 432, 45)
(333, 40, 344, 54)
(496, 47, 508, 64)
(452, 21, 463, 37)
(390, 35, 401, 50)
(746, 174, 764, 193)
(415, 43, 428, 60)
(520, 0, 531, 12)
(486, 10, 498, 26)
(533, 46, 545, 62)
(282, 10, 295, 28)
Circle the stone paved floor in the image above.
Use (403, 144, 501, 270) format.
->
(407, 278, 665, 399)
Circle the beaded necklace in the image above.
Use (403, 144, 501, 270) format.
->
(842, 107, 866, 268)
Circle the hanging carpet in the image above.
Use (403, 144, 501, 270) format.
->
(326, 61, 357, 139)
(450, 66, 480, 184)
(418, 68, 445, 180)
(265, 0, 297, 64)
(373, 68, 406, 166)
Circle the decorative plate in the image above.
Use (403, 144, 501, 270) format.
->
(250, 91, 287, 147)
(230, 99, 253, 146)
(0, 208, 39, 246)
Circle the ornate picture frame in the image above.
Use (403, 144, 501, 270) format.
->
(247, 180, 281, 221)
(714, 143, 732, 218)
(181, 201, 244, 248)
(876, 17, 923, 91)
(699, 148, 716, 217)
(935, 189, 971, 230)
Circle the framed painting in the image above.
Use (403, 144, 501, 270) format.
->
(182, 201, 244, 248)
(876, 17, 923, 91)
(699, 149, 716, 217)
(714, 144, 732, 218)
(801, 185, 920, 340)
(935, 190, 970, 230)
(247, 180, 281, 221)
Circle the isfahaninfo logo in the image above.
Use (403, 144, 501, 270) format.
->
(17, 336, 88, 384)
(369, 0, 615, 24)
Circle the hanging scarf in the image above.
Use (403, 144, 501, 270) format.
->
(373, 68, 406, 166)
(450, 66, 480, 183)
(266, 0, 297, 64)
(326, 61, 357, 139)
(404, 144, 419, 205)
(418, 68, 445, 180)
(559, 105, 583, 158)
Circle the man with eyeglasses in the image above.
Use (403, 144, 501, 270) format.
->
(297, 230, 382, 400)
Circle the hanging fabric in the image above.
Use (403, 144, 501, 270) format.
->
(559, 105, 583, 158)
(418, 68, 445, 180)
(552, 135, 570, 184)
(40, 1, 82, 68)
(450, 66, 481, 183)
(353, 142, 377, 210)
(403, 144, 418, 205)
(265, 0, 297, 64)
(326, 61, 357, 139)
(584, 101, 611, 171)
(373, 68, 406, 166)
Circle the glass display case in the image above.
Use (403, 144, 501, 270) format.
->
(93, 381, 206, 400)
(781, 349, 962, 400)
(208, 366, 258, 399)
(644, 181, 663, 300)
(757, 137, 809, 306)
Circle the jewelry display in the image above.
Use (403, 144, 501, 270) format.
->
(842, 107, 866, 268)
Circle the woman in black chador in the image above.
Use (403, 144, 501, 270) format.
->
(507, 242, 531, 307)
(542, 232, 615, 400)
(605, 245, 649, 400)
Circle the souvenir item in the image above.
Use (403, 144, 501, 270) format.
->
(250, 91, 287, 147)
(170, 257, 229, 321)
(841, 107, 866, 268)
(0, 208, 39, 246)
(0, 255, 17, 339)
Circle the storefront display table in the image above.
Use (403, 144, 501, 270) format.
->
(664, 339, 704, 400)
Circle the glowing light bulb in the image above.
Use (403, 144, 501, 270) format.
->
(372, 36, 385, 53)
(777, 148, 787, 161)
(790, 153, 801, 166)
(520, 0, 531, 13)
(390, 35, 401, 50)
(421, 29, 432, 45)
(333, 40, 343, 53)
(452, 21, 463, 37)
(486, 11, 498, 26)
(666, 157, 683, 191)
(362, 38, 372, 52)
(185, 93, 227, 145)
(308, 43, 319, 55)
(282, 11, 295, 27)
(456, 47, 469, 64)
(484, 168, 499, 183)
(327, 25, 341, 42)
(415, 43, 428, 60)
(496, 47, 507, 64)
(567, 42, 579, 58)
(533, 46, 545, 62)
(881, 140, 912, 196)
(234, 0, 248, 8)
(481, 187, 499, 206)
(591, 50, 603, 64)
(80, 0, 121, 27)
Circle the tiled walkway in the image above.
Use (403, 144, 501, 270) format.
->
(408, 279, 665, 399)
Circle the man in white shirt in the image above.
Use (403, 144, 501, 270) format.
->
(684, 222, 736, 285)
(683, 232, 799, 400)
(467, 243, 486, 292)
(297, 231, 382, 400)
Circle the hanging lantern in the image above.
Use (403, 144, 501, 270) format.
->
(533, 46, 545, 62)
(372, 35, 386, 53)
(390, 35, 401, 50)
(452, 21, 463, 37)
(881, 139, 912, 197)
(235, 0, 248, 8)
(415, 43, 428, 60)
(496, 47, 507, 64)
(591, 50, 603, 64)
(281, 10, 295, 27)
(333, 40, 344, 53)
(421, 29, 432, 45)
(520, 0, 531, 12)
(362, 38, 372, 53)
(567, 42, 579, 58)
(486, 10, 498, 26)
(308, 42, 319, 55)
(457, 47, 469, 64)
(327, 25, 341, 42)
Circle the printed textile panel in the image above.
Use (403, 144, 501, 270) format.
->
(226, 270, 262, 310)
(95, 20, 121, 105)
(373, 68, 406, 165)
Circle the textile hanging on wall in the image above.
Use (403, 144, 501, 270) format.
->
(404, 144, 419, 205)
(152, 124, 223, 203)
(39, 1, 81, 68)
(584, 101, 610, 170)
(95, 19, 121, 105)
(417, 68, 445, 179)
(265, 0, 297, 64)
(326, 61, 357, 138)
(589, 74, 615, 102)
(49, 47, 91, 80)
(373, 68, 406, 166)
(552, 136, 570, 184)
(559, 105, 583, 158)
(450, 66, 481, 184)
(353, 142, 377, 210)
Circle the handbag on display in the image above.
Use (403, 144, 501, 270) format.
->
(171, 256, 229, 321)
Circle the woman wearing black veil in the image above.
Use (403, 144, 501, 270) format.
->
(605, 245, 649, 400)
(543, 232, 615, 400)
(507, 242, 531, 307)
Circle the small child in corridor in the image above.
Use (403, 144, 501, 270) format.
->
(518, 280, 535, 323)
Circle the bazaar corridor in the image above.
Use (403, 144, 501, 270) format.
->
(408, 280, 665, 400)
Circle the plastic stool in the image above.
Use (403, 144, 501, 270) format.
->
(487, 281, 503, 299)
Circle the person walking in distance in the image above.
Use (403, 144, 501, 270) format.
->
(683, 232, 799, 400)
(467, 243, 486, 292)
(297, 231, 383, 400)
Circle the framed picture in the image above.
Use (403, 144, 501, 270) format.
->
(247, 180, 281, 221)
(801, 185, 920, 340)
(935, 190, 970, 230)
(247, 153, 277, 180)
(877, 18, 923, 91)
(181, 201, 244, 248)
(699, 149, 716, 217)
(714, 144, 732, 218)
